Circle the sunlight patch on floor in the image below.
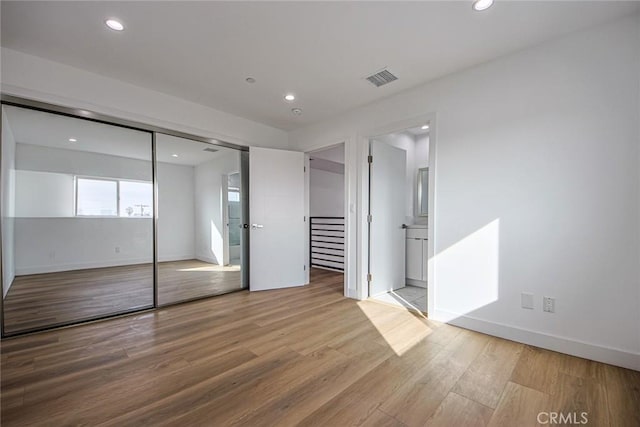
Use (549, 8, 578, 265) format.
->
(356, 300, 433, 356)
(372, 286, 426, 312)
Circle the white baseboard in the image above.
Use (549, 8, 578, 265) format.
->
(157, 254, 195, 263)
(432, 309, 640, 371)
(16, 258, 152, 275)
(15, 254, 195, 275)
(312, 265, 344, 273)
(347, 288, 359, 299)
(195, 255, 218, 265)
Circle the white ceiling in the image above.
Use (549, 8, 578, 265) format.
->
(155, 133, 236, 166)
(1, 1, 637, 130)
(405, 125, 431, 137)
(4, 105, 235, 165)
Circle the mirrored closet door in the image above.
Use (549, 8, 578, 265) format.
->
(1, 105, 154, 335)
(155, 134, 246, 306)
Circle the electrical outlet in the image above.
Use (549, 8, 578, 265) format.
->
(115, 246, 120, 253)
(521, 292, 534, 310)
(543, 297, 555, 313)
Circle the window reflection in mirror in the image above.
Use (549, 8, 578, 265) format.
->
(1, 105, 154, 335)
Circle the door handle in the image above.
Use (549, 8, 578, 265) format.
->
(401, 224, 409, 229)
(251, 224, 264, 229)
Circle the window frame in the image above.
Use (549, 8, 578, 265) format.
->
(74, 176, 153, 218)
(74, 176, 120, 218)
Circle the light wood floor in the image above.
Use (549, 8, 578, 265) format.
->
(1, 268, 639, 426)
(3, 260, 241, 334)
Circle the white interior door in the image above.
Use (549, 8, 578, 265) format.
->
(369, 140, 406, 296)
(250, 147, 306, 291)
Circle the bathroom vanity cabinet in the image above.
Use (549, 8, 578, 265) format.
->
(406, 225, 427, 287)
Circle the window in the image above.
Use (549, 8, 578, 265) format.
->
(75, 177, 153, 217)
(76, 178, 118, 216)
(120, 181, 153, 217)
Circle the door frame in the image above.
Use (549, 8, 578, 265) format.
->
(304, 141, 349, 298)
(359, 113, 437, 316)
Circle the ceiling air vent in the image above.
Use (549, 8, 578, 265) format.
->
(365, 69, 398, 87)
(203, 147, 218, 153)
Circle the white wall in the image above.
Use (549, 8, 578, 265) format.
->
(1, 109, 16, 296)
(16, 143, 152, 182)
(0, 47, 289, 149)
(15, 170, 74, 217)
(157, 162, 195, 262)
(12, 144, 195, 274)
(194, 151, 240, 265)
(415, 134, 429, 171)
(15, 217, 153, 274)
(289, 15, 640, 369)
(309, 168, 344, 217)
(414, 134, 429, 225)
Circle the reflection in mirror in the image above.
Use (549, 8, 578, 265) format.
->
(156, 134, 244, 305)
(417, 167, 428, 217)
(1, 105, 154, 334)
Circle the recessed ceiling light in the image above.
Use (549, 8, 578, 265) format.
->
(284, 94, 296, 102)
(472, 0, 494, 11)
(245, 77, 256, 84)
(421, 125, 429, 130)
(291, 108, 302, 115)
(68, 138, 77, 142)
(172, 154, 179, 158)
(105, 19, 125, 31)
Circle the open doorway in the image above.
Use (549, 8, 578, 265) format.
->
(367, 123, 430, 313)
(224, 172, 242, 267)
(306, 143, 346, 296)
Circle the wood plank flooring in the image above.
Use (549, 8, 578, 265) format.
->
(157, 260, 241, 305)
(3, 260, 241, 334)
(1, 268, 639, 426)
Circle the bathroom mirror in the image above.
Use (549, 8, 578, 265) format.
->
(417, 167, 428, 217)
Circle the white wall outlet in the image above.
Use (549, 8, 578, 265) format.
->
(115, 246, 120, 253)
(521, 292, 534, 310)
(543, 296, 555, 313)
